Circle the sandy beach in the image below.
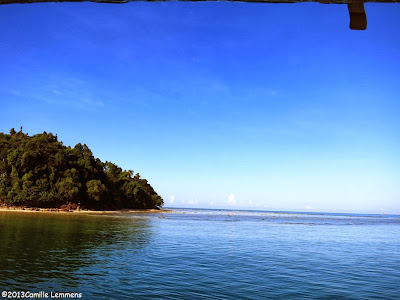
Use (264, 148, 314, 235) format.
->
(0, 205, 170, 215)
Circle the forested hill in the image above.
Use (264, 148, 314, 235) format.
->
(0, 128, 163, 210)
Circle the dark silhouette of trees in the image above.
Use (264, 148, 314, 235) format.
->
(0, 128, 163, 209)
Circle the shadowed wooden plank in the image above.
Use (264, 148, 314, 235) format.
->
(348, 1, 367, 29)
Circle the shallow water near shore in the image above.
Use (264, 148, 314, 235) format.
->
(1, 208, 400, 299)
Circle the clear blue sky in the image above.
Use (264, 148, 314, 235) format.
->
(1, 2, 399, 213)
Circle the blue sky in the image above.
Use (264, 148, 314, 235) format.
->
(1, 2, 399, 213)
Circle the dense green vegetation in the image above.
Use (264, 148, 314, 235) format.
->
(0, 128, 163, 210)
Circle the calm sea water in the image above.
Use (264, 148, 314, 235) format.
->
(1, 208, 399, 299)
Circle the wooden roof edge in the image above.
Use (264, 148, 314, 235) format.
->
(0, 0, 399, 4)
(1, 0, 398, 30)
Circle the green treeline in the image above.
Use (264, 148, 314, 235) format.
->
(0, 128, 163, 209)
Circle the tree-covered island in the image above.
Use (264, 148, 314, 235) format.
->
(0, 128, 163, 210)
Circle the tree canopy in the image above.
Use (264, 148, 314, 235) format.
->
(0, 128, 163, 209)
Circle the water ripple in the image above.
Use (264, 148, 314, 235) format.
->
(1, 211, 399, 299)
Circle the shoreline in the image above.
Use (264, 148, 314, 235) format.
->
(0, 205, 171, 215)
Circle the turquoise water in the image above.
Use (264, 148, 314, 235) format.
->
(1, 209, 400, 299)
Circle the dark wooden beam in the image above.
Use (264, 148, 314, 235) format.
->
(348, 1, 367, 29)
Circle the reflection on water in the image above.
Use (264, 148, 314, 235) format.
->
(1, 210, 400, 299)
(0, 212, 152, 291)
